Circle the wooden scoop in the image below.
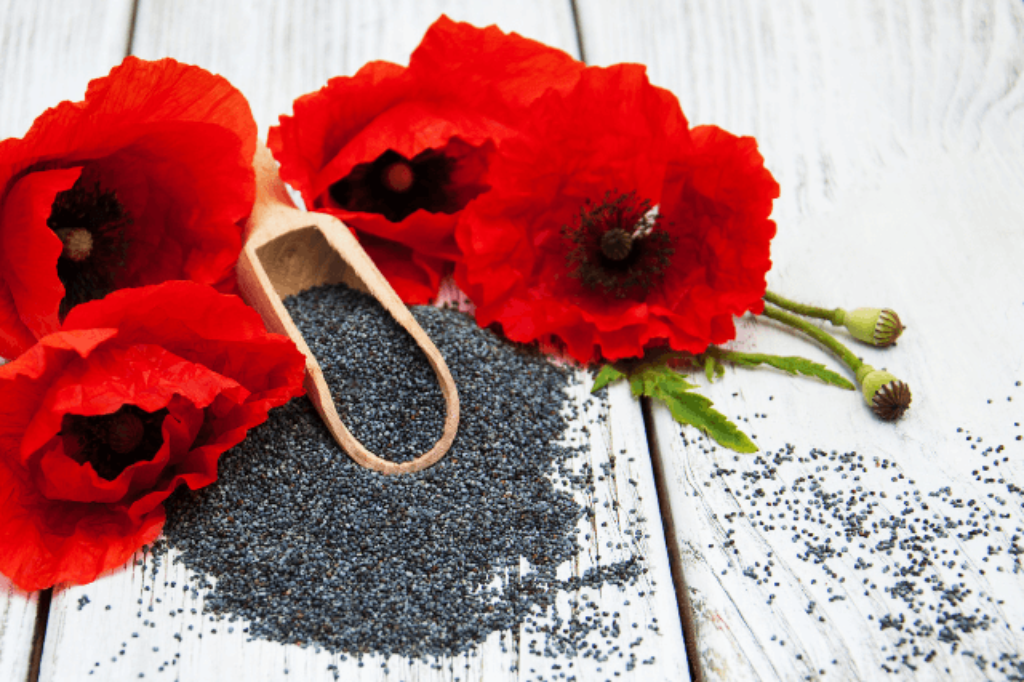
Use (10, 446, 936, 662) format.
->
(236, 144, 459, 474)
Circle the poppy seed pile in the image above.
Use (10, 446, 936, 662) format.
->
(156, 283, 649, 667)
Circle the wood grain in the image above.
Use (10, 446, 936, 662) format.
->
(38, 2, 689, 680)
(0, 0, 135, 139)
(0, 578, 39, 682)
(577, 0, 1024, 679)
(0, 1, 135, 678)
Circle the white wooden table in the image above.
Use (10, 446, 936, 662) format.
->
(2, 1, 1023, 681)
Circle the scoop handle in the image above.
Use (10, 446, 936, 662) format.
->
(238, 145, 459, 474)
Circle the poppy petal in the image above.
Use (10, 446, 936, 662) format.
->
(409, 15, 584, 110)
(0, 167, 82, 340)
(0, 451, 165, 592)
(3, 57, 256, 178)
(0, 277, 39, 360)
(62, 281, 306, 401)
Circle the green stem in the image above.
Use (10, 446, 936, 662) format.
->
(760, 304, 864, 374)
(764, 290, 844, 325)
(705, 347, 745, 363)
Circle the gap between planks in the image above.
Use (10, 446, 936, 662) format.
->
(642, 397, 706, 682)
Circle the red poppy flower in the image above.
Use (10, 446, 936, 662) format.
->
(0, 282, 305, 591)
(0, 57, 257, 360)
(269, 15, 584, 303)
(455, 64, 780, 363)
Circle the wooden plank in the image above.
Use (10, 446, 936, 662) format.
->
(0, 578, 40, 682)
(0, 0, 136, 140)
(576, 0, 1024, 679)
(127, 0, 582, 134)
(0, 1, 135, 679)
(38, 3, 689, 680)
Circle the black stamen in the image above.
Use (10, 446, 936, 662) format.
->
(47, 180, 131, 319)
(60, 405, 169, 481)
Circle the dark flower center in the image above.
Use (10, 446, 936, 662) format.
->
(328, 145, 487, 222)
(563, 191, 675, 299)
(60, 405, 168, 481)
(47, 179, 132, 320)
(600, 228, 633, 261)
(382, 161, 415, 193)
(54, 227, 95, 261)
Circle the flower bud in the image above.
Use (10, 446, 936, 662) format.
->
(835, 308, 904, 347)
(855, 364, 911, 421)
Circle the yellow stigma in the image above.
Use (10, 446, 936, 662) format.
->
(55, 227, 94, 262)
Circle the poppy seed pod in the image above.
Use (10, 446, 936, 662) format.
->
(836, 308, 904, 347)
(855, 364, 912, 421)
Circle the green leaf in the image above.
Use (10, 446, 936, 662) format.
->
(655, 386, 759, 453)
(626, 372, 643, 399)
(630, 365, 757, 453)
(632, 365, 695, 395)
(591, 364, 626, 393)
(704, 355, 717, 383)
(721, 351, 854, 390)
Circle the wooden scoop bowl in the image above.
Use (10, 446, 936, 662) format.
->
(236, 144, 459, 474)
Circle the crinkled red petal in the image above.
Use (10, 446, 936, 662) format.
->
(409, 16, 584, 111)
(62, 281, 306, 403)
(1, 57, 256, 182)
(332, 208, 462, 263)
(0, 278, 39, 361)
(0, 449, 165, 591)
(656, 125, 779, 323)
